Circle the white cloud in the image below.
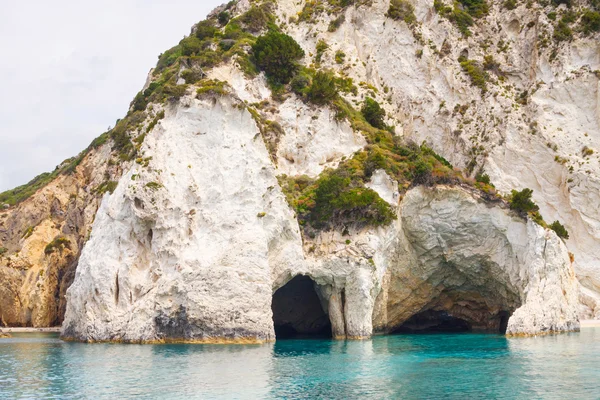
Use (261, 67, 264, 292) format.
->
(0, 0, 223, 191)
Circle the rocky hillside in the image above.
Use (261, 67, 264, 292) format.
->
(0, 0, 597, 335)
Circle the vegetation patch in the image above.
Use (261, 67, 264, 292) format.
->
(307, 70, 339, 105)
(94, 181, 118, 195)
(581, 10, 600, 34)
(279, 170, 396, 230)
(196, 79, 229, 97)
(434, 0, 488, 36)
(21, 226, 35, 240)
(44, 237, 70, 255)
(361, 97, 386, 129)
(459, 57, 488, 93)
(386, 0, 417, 25)
(145, 182, 163, 190)
(248, 107, 286, 161)
(239, 3, 275, 33)
(252, 30, 305, 85)
(550, 220, 569, 239)
(315, 40, 329, 64)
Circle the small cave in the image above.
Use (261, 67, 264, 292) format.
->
(271, 275, 332, 339)
(393, 310, 472, 333)
(393, 307, 514, 334)
(391, 288, 518, 335)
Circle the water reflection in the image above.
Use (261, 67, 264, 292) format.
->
(1, 330, 599, 399)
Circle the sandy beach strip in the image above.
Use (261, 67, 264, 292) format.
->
(0, 327, 61, 333)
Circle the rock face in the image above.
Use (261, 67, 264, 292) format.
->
(0, 145, 124, 327)
(61, 90, 579, 342)
(2, 0, 596, 338)
(272, 0, 600, 317)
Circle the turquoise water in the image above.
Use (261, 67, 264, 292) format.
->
(1, 329, 599, 399)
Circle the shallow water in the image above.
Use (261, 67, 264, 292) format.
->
(1, 329, 599, 399)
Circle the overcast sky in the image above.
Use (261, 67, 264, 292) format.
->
(0, 0, 223, 192)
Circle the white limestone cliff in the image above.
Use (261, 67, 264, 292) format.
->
(61, 89, 580, 342)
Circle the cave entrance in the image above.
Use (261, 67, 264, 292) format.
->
(393, 310, 472, 333)
(391, 290, 517, 335)
(393, 308, 512, 334)
(272, 275, 332, 339)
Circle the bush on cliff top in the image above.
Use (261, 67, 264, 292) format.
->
(252, 30, 305, 84)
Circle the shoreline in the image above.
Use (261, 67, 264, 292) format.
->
(1, 321, 599, 336)
(0, 327, 61, 333)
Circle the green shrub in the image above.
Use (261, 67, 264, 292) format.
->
(181, 69, 203, 84)
(551, 0, 571, 6)
(335, 76, 358, 95)
(328, 14, 346, 32)
(218, 11, 230, 25)
(450, 7, 474, 36)
(196, 79, 229, 97)
(298, 0, 325, 23)
(195, 20, 217, 40)
(361, 97, 386, 129)
(146, 110, 165, 133)
(335, 50, 346, 64)
(435, 0, 482, 36)
(22, 226, 35, 239)
(504, 0, 517, 9)
(509, 188, 539, 214)
(553, 20, 573, 42)
(550, 220, 569, 239)
(307, 71, 338, 105)
(291, 73, 311, 95)
(459, 57, 488, 93)
(387, 0, 417, 25)
(239, 4, 274, 33)
(0, 247, 7, 256)
(475, 173, 491, 185)
(94, 181, 118, 195)
(155, 45, 183, 74)
(145, 182, 163, 190)
(458, 0, 488, 18)
(180, 36, 203, 57)
(315, 40, 328, 63)
(89, 132, 109, 149)
(162, 84, 187, 100)
(581, 10, 600, 34)
(252, 31, 305, 84)
(44, 237, 70, 255)
(310, 173, 396, 227)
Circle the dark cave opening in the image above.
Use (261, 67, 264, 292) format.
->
(393, 310, 473, 333)
(272, 275, 332, 339)
(393, 308, 513, 334)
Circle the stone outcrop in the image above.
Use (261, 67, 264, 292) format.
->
(60, 91, 579, 342)
(0, 145, 125, 327)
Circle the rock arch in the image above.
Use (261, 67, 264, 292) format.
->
(371, 186, 580, 337)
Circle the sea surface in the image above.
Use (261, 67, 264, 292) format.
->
(1, 328, 599, 399)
